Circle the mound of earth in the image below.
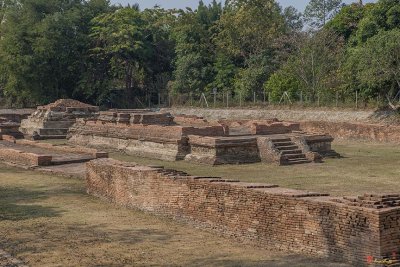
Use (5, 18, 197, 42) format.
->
(42, 99, 96, 109)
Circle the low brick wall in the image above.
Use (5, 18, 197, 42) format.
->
(87, 159, 400, 266)
(0, 148, 52, 166)
(250, 122, 301, 135)
(300, 121, 400, 143)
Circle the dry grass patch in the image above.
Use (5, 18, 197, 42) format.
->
(111, 140, 400, 196)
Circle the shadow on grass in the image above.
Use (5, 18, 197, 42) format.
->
(0, 186, 61, 221)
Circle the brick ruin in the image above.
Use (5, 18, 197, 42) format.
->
(68, 111, 338, 165)
(0, 139, 107, 168)
(0, 117, 24, 139)
(87, 158, 400, 266)
(20, 99, 99, 140)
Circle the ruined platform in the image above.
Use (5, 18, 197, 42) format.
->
(87, 158, 400, 266)
(20, 99, 99, 140)
(0, 140, 107, 169)
(68, 111, 338, 166)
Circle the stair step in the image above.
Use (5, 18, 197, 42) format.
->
(271, 138, 291, 142)
(281, 150, 303, 155)
(285, 154, 307, 160)
(273, 141, 294, 147)
(275, 145, 299, 151)
(286, 159, 312, 165)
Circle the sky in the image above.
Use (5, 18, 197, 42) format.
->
(110, 0, 377, 12)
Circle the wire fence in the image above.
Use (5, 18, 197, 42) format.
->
(134, 91, 387, 110)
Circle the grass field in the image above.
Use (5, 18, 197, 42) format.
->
(112, 140, 400, 196)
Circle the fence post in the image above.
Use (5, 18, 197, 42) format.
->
(253, 91, 256, 104)
(356, 91, 358, 109)
(268, 92, 271, 105)
(158, 93, 161, 108)
(300, 91, 303, 105)
(263, 91, 266, 104)
(226, 92, 229, 108)
(239, 92, 242, 107)
(148, 93, 151, 108)
(317, 93, 320, 107)
(213, 93, 216, 108)
(336, 91, 338, 108)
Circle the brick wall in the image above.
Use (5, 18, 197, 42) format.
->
(250, 122, 301, 135)
(300, 121, 400, 143)
(87, 158, 400, 266)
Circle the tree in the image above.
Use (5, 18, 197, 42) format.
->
(0, 0, 109, 106)
(352, 29, 400, 106)
(89, 7, 149, 103)
(171, 1, 222, 94)
(269, 30, 345, 100)
(283, 6, 303, 32)
(216, 0, 286, 98)
(304, 0, 343, 29)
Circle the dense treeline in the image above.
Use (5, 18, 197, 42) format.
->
(0, 0, 399, 108)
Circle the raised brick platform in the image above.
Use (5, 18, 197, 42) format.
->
(68, 111, 337, 165)
(0, 140, 107, 167)
(87, 158, 400, 266)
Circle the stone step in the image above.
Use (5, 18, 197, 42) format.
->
(39, 128, 69, 136)
(285, 154, 307, 160)
(275, 145, 299, 151)
(34, 135, 67, 140)
(273, 141, 294, 147)
(285, 158, 312, 165)
(281, 149, 303, 155)
(271, 138, 291, 143)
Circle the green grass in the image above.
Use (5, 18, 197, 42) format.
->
(111, 140, 400, 196)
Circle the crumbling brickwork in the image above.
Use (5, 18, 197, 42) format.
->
(87, 158, 400, 266)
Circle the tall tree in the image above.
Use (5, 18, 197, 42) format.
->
(0, 0, 110, 106)
(304, 0, 343, 29)
(216, 0, 286, 97)
(89, 7, 149, 103)
(171, 0, 222, 94)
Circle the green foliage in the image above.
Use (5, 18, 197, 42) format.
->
(326, 3, 365, 40)
(264, 71, 302, 102)
(0, 0, 399, 108)
(170, 1, 221, 94)
(304, 0, 343, 29)
(351, 29, 400, 98)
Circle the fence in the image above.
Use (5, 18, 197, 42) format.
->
(135, 91, 387, 110)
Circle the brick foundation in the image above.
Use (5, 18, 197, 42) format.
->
(0, 148, 52, 166)
(87, 158, 400, 266)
